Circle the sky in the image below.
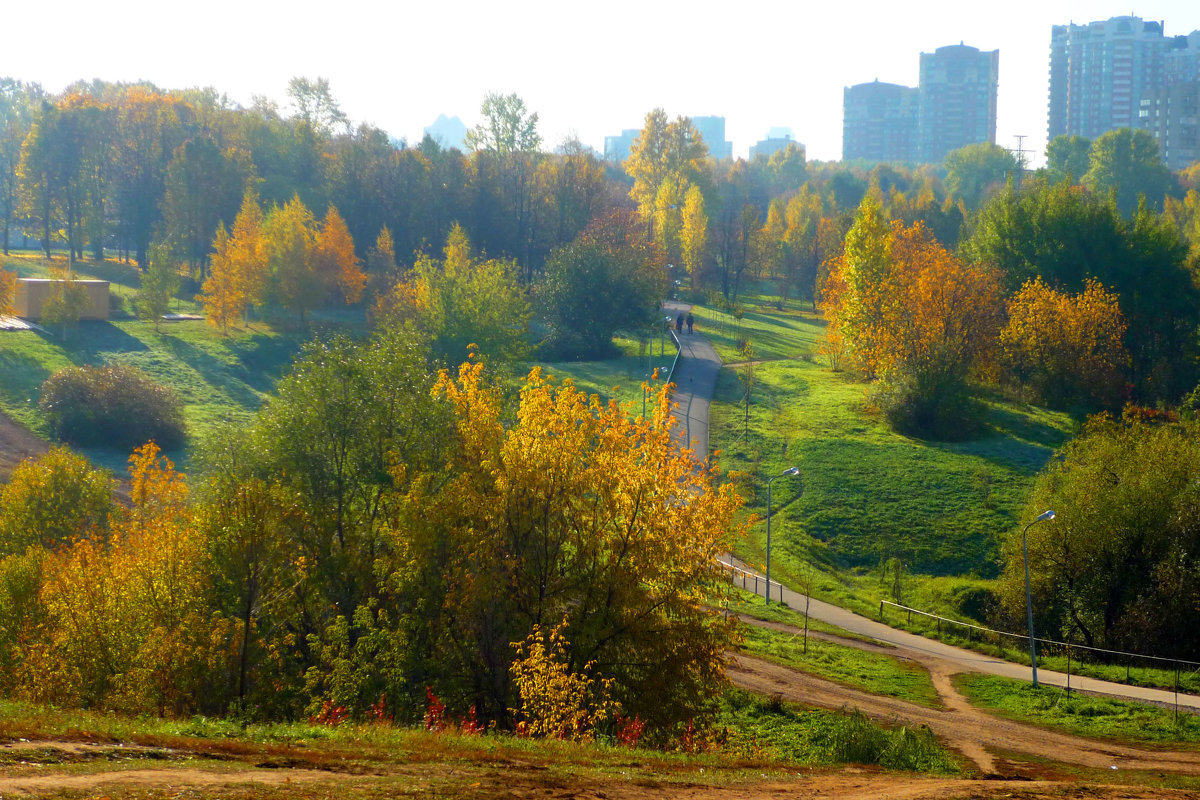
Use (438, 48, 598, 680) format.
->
(4, 1, 1200, 165)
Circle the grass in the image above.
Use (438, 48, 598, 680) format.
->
(717, 690, 958, 772)
(739, 615, 942, 709)
(703, 295, 1074, 592)
(0, 253, 341, 472)
(527, 333, 679, 417)
(0, 695, 959, 791)
(956, 673, 1200, 746)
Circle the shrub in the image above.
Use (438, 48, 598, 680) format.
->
(39, 365, 186, 451)
(871, 366, 982, 441)
(0, 446, 115, 556)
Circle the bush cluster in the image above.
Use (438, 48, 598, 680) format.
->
(39, 365, 186, 451)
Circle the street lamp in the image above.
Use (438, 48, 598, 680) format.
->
(1023, 509, 1055, 687)
(766, 466, 801, 605)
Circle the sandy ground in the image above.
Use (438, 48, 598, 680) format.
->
(0, 410, 48, 485)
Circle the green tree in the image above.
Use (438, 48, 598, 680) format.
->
(138, 240, 181, 331)
(286, 77, 349, 137)
(1082, 128, 1174, 217)
(464, 92, 541, 154)
(539, 216, 660, 359)
(1044, 134, 1091, 184)
(944, 142, 1019, 210)
(1000, 413, 1200, 654)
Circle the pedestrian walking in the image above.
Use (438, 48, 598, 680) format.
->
(675, 313, 684, 333)
(686, 312, 694, 334)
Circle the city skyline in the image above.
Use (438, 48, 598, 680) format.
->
(3, 1, 1199, 165)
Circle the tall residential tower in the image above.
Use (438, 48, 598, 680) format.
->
(918, 44, 1000, 163)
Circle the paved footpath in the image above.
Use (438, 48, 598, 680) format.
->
(669, 299, 1200, 713)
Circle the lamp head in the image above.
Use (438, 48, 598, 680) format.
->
(1036, 509, 1055, 522)
(782, 467, 800, 476)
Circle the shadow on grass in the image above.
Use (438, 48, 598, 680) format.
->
(35, 321, 148, 365)
(161, 335, 266, 410)
(0, 349, 52, 404)
(225, 333, 304, 392)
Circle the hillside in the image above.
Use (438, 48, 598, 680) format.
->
(700, 298, 1075, 596)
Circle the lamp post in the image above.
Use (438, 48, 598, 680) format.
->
(1023, 509, 1055, 688)
(766, 466, 801, 605)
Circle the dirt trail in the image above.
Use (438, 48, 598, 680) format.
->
(0, 410, 47, 484)
(732, 616, 1200, 777)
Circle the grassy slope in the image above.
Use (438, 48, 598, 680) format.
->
(955, 673, 1200, 746)
(0, 254, 321, 471)
(703, 295, 1075, 619)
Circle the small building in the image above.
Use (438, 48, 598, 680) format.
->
(14, 279, 110, 321)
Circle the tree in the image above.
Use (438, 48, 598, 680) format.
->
(0, 446, 115, 557)
(138, 240, 181, 331)
(261, 195, 318, 322)
(464, 92, 541, 155)
(199, 224, 242, 334)
(313, 205, 365, 304)
(40, 262, 90, 341)
(1000, 278, 1129, 410)
(539, 213, 661, 359)
(287, 77, 349, 137)
(1083, 128, 1173, 217)
(394, 362, 745, 732)
(1044, 134, 1090, 183)
(377, 224, 531, 365)
(0, 265, 15, 315)
(160, 136, 251, 273)
(944, 142, 1019, 210)
(0, 79, 44, 255)
(626, 110, 708, 230)
(999, 413, 1200, 655)
(680, 183, 708, 290)
(824, 198, 1003, 436)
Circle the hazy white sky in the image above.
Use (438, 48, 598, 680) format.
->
(4, 1, 1199, 164)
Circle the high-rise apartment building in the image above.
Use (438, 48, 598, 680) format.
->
(1139, 82, 1200, 170)
(691, 116, 733, 160)
(1048, 16, 1169, 140)
(842, 45, 996, 164)
(842, 81, 919, 162)
(917, 45, 1000, 163)
(603, 129, 640, 162)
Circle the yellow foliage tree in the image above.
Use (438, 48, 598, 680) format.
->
(314, 205, 365, 304)
(1000, 277, 1129, 409)
(394, 361, 744, 733)
(510, 622, 617, 740)
(199, 224, 242, 333)
(0, 267, 15, 316)
(27, 443, 232, 714)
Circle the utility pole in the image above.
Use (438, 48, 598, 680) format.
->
(1013, 135, 1029, 189)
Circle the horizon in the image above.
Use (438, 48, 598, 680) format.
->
(4, 1, 1200, 165)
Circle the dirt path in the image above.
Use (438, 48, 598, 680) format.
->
(0, 410, 48, 484)
(732, 616, 1200, 777)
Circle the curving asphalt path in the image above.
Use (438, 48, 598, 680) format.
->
(665, 300, 1200, 713)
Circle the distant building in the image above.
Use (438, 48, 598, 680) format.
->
(1139, 81, 1200, 170)
(917, 44, 999, 163)
(1049, 16, 1170, 141)
(842, 80, 919, 163)
(691, 116, 733, 160)
(750, 133, 803, 160)
(603, 129, 639, 162)
(423, 114, 467, 151)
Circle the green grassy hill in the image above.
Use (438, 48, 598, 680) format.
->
(700, 297, 1075, 616)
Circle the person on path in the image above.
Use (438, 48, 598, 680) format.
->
(686, 312, 694, 334)
(676, 313, 684, 333)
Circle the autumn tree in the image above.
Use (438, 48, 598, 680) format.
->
(26, 444, 231, 714)
(262, 195, 318, 321)
(824, 197, 1003, 436)
(313, 205, 365, 304)
(1000, 278, 1129, 410)
(626, 109, 708, 233)
(160, 135, 251, 273)
(0, 265, 15, 315)
(392, 362, 745, 733)
(679, 183, 708, 290)
(0, 446, 115, 557)
(377, 223, 531, 365)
